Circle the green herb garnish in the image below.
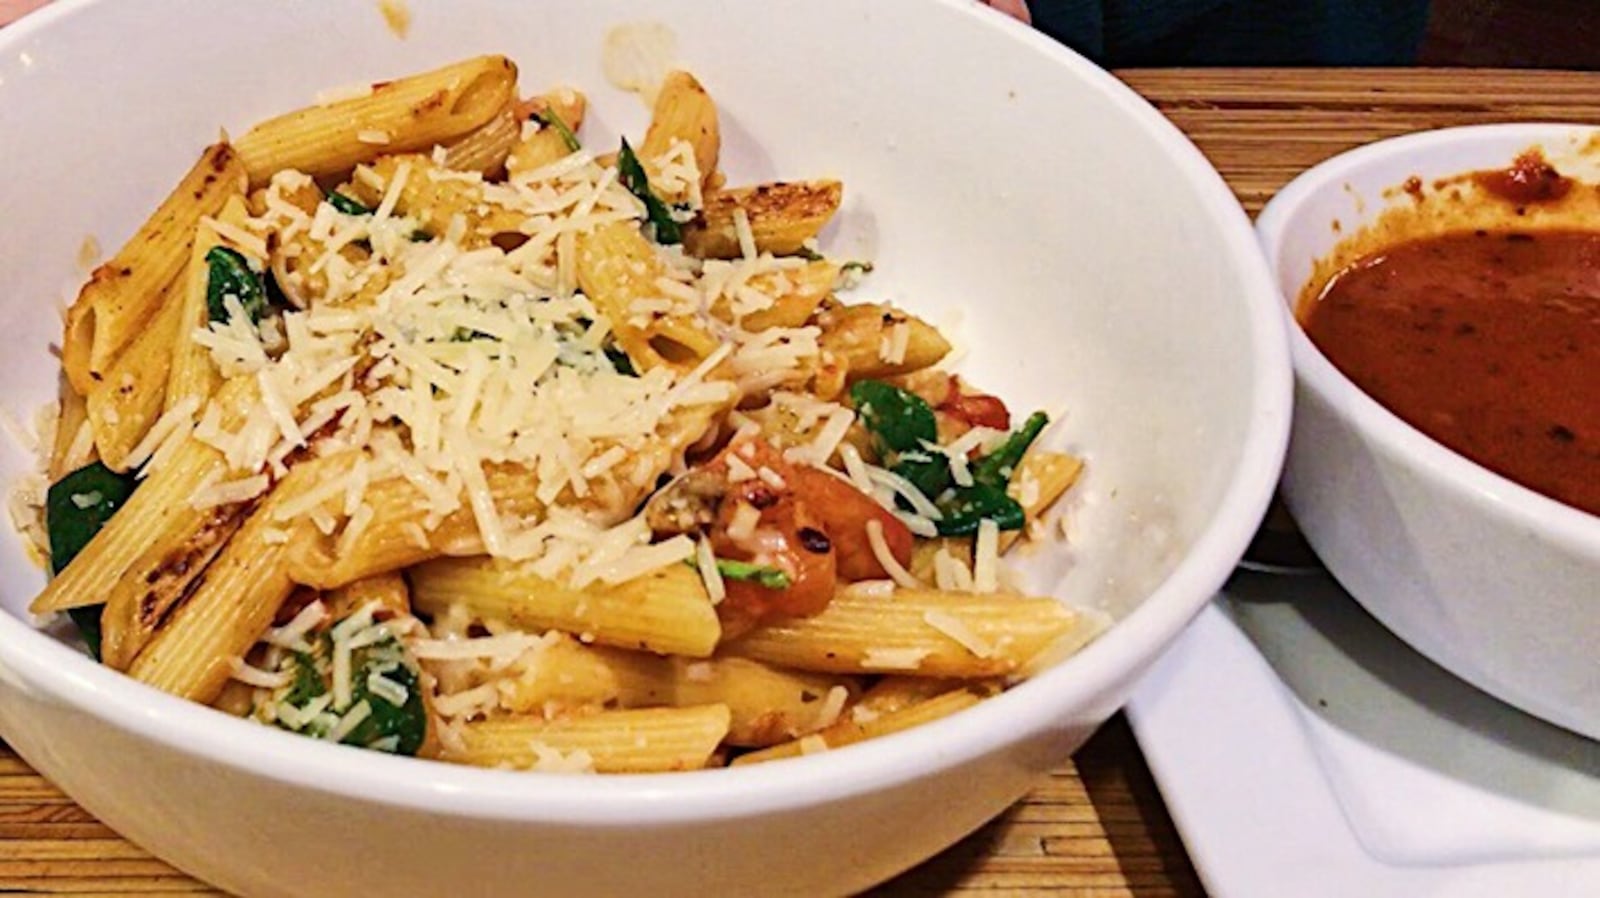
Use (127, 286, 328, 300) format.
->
(688, 557, 791, 590)
(325, 190, 373, 216)
(617, 137, 683, 244)
(972, 411, 1048, 486)
(530, 106, 581, 152)
(604, 344, 638, 376)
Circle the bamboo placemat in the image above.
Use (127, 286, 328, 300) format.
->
(3, 67, 1599, 897)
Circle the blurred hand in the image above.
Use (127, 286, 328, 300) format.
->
(984, 0, 1031, 25)
(0, 0, 51, 27)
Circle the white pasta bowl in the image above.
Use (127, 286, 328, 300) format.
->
(1257, 124, 1600, 741)
(0, 1, 1289, 895)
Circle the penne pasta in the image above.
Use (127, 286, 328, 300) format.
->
(576, 221, 722, 371)
(506, 89, 588, 176)
(710, 259, 840, 332)
(640, 71, 720, 200)
(48, 380, 95, 482)
(32, 376, 263, 617)
(496, 642, 859, 747)
(343, 153, 526, 248)
(438, 104, 521, 178)
(684, 180, 843, 260)
(83, 278, 186, 471)
(126, 456, 348, 702)
(445, 705, 732, 773)
(165, 195, 254, 414)
(233, 55, 517, 185)
(62, 143, 245, 395)
(727, 587, 1094, 678)
(816, 299, 951, 380)
(409, 558, 720, 658)
(286, 400, 727, 590)
(732, 685, 986, 765)
(1001, 449, 1085, 552)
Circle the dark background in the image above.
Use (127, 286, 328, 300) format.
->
(1424, 0, 1598, 68)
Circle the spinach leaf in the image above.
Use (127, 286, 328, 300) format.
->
(930, 411, 1047, 535)
(604, 344, 638, 377)
(894, 454, 952, 502)
(450, 327, 495, 343)
(325, 190, 372, 216)
(840, 260, 875, 275)
(617, 137, 683, 244)
(204, 246, 268, 324)
(972, 411, 1048, 487)
(850, 380, 937, 455)
(530, 107, 581, 152)
(933, 483, 1025, 536)
(46, 461, 139, 658)
(283, 647, 328, 707)
(345, 636, 427, 756)
(269, 629, 425, 756)
(851, 381, 1048, 536)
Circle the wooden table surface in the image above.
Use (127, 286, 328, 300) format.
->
(3, 67, 1599, 897)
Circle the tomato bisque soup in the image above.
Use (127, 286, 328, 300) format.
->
(1302, 224, 1600, 517)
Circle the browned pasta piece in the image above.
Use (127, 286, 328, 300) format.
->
(126, 455, 352, 702)
(98, 483, 254, 672)
(710, 260, 840, 332)
(684, 180, 842, 259)
(84, 283, 185, 471)
(32, 376, 262, 617)
(63, 143, 245, 395)
(816, 299, 951, 381)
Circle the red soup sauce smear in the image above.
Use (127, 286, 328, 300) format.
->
(1302, 227, 1600, 517)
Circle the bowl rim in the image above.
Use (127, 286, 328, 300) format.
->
(0, 0, 1292, 823)
(1256, 122, 1600, 555)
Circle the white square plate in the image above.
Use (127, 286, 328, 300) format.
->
(1127, 572, 1600, 897)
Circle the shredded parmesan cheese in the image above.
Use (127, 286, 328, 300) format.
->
(696, 535, 725, 605)
(866, 519, 923, 589)
(923, 609, 995, 658)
